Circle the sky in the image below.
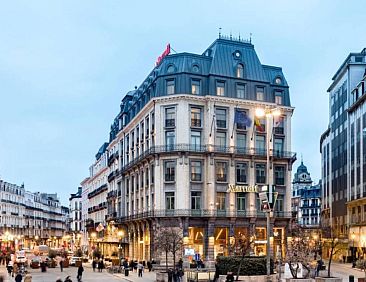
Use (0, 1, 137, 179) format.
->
(0, 0, 365, 205)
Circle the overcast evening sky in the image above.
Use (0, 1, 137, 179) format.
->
(0, 0, 365, 205)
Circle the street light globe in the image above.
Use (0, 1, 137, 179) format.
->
(118, 230, 124, 237)
(272, 109, 281, 117)
(91, 232, 97, 239)
(255, 108, 265, 118)
(35, 235, 39, 240)
(351, 233, 356, 240)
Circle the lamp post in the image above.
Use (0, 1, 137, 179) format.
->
(351, 232, 356, 267)
(255, 107, 281, 280)
(118, 230, 124, 266)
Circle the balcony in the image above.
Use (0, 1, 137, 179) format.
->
(115, 209, 293, 223)
(107, 190, 118, 199)
(108, 152, 119, 166)
(119, 143, 296, 174)
(88, 184, 108, 199)
(108, 170, 118, 182)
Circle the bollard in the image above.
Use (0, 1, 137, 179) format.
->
(349, 275, 354, 282)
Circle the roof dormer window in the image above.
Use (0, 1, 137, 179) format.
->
(167, 64, 175, 73)
(275, 77, 282, 85)
(236, 63, 244, 78)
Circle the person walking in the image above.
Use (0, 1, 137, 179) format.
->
(6, 261, 12, 277)
(55, 278, 62, 282)
(60, 259, 63, 272)
(77, 264, 84, 281)
(137, 262, 143, 277)
(98, 259, 104, 272)
(147, 261, 152, 272)
(92, 260, 96, 272)
(15, 272, 22, 282)
(24, 273, 32, 282)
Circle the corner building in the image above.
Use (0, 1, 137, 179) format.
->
(108, 37, 296, 262)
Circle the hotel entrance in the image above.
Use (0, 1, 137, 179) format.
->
(187, 227, 204, 259)
(214, 227, 228, 257)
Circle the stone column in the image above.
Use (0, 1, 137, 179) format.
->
(205, 220, 215, 268)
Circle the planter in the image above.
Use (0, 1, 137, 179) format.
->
(315, 278, 342, 282)
(218, 274, 277, 282)
(286, 279, 314, 282)
(156, 272, 169, 282)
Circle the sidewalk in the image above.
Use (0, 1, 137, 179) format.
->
(112, 269, 156, 282)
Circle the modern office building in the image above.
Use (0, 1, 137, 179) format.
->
(320, 49, 366, 246)
(291, 162, 321, 228)
(0, 178, 68, 250)
(104, 36, 296, 263)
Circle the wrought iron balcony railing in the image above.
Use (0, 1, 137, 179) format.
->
(115, 209, 293, 223)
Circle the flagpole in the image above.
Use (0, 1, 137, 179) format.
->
(209, 104, 216, 137)
(231, 106, 238, 139)
(270, 117, 274, 143)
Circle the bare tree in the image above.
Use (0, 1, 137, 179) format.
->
(228, 232, 255, 281)
(154, 227, 183, 271)
(285, 225, 314, 279)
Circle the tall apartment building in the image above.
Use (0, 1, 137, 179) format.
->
(291, 162, 321, 228)
(320, 49, 366, 245)
(105, 36, 296, 262)
(81, 143, 109, 252)
(69, 187, 82, 232)
(0, 178, 68, 250)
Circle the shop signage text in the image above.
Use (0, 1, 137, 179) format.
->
(156, 44, 171, 66)
(227, 184, 258, 193)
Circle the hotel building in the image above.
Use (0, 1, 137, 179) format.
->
(103, 36, 296, 263)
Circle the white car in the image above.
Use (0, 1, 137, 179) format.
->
(69, 257, 82, 266)
(16, 256, 27, 264)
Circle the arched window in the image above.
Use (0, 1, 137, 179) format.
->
(236, 64, 244, 78)
(167, 64, 175, 73)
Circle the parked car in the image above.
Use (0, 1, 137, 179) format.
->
(69, 257, 82, 266)
(30, 258, 40, 269)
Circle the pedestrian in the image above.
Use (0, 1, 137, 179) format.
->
(98, 259, 104, 272)
(15, 272, 22, 282)
(92, 259, 96, 272)
(134, 260, 138, 272)
(60, 259, 63, 272)
(6, 261, 12, 277)
(173, 268, 178, 282)
(24, 273, 32, 282)
(147, 261, 152, 272)
(77, 264, 84, 281)
(168, 269, 173, 282)
(137, 261, 143, 277)
(55, 278, 62, 282)
(13, 262, 18, 276)
(315, 259, 322, 277)
(64, 276, 72, 282)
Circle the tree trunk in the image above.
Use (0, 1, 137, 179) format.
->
(236, 253, 245, 281)
(328, 247, 334, 277)
(173, 251, 176, 270)
(166, 251, 168, 272)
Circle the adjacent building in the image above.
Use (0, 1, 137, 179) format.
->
(320, 49, 366, 249)
(69, 187, 82, 232)
(291, 161, 321, 228)
(102, 36, 296, 263)
(0, 178, 69, 250)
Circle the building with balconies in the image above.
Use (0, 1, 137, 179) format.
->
(104, 36, 296, 263)
(69, 187, 82, 233)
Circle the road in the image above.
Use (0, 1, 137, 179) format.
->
(0, 263, 155, 282)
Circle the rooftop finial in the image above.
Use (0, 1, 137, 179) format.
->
(218, 27, 222, 38)
(301, 153, 303, 164)
(238, 32, 241, 41)
(250, 33, 252, 43)
(230, 31, 232, 40)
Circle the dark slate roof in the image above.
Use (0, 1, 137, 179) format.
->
(95, 142, 108, 160)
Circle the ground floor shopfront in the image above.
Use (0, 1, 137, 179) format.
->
(116, 211, 292, 264)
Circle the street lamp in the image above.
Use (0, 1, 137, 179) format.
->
(351, 232, 356, 267)
(118, 230, 124, 265)
(255, 107, 281, 279)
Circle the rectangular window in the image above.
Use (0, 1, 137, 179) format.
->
(216, 108, 227, 128)
(274, 166, 285, 186)
(165, 107, 175, 127)
(236, 192, 246, 211)
(236, 163, 248, 183)
(256, 86, 265, 101)
(215, 131, 226, 148)
(216, 192, 226, 211)
(216, 162, 228, 182)
(216, 81, 225, 96)
(166, 79, 175, 95)
(236, 109, 247, 130)
(236, 133, 246, 152)
(190, 131, 201, 150)
(191, 107, 202, 127)
(275, 91, 283, 105)
(151, 165, 154, 184)
(275, 195, 284, 212)
(165, 131, 175, 150)
(164, 161, 175, 182)
(191, 192, 201, 210)
(255, 163, 266, 184)
(274, 116, 285, 135)
(255, 135, 266, 155)
(191, 79, 201, 95)
(236, 84, 245, 99)
(165, 192, 175, 210)
(274, 138, 284, 156)
(191, 160, 202, 181)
